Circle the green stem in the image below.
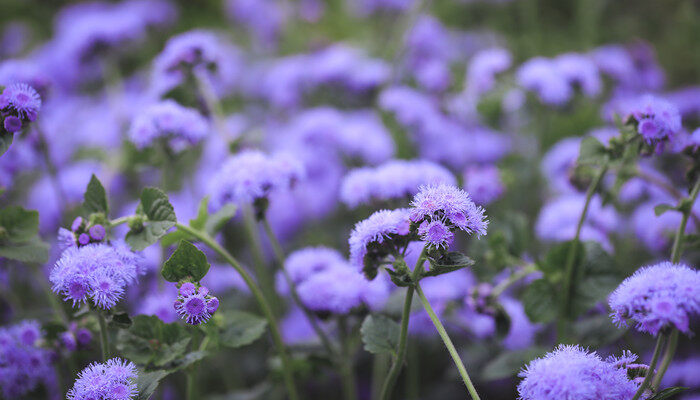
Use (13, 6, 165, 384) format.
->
(371, 354, 389, 400)
(243, 208, 280, 313)
(631, 333, 666, 400)
(194, 71, 236, 145)
(173, 222, 300, 400)
(490, 264, 537, 298)
(669, 178, 700, 264)
(651, 329, 678, 391)
(559, 158, 609, 340)
(339, 317, 358, 400)
(379, 248, 427, 400)
(109, 216, 131, 228)
(96, 311, 110, 361)
(186, 369, 195, 400)
(414, 283, 481, 400)
(261, 217, 338, 358)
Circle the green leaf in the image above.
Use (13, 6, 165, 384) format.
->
(83, 174, 109, 215)
(424, 252, 475, 277)
(126, 188, 176, 251)
(107, 311, 133, 329)
(481, 347, 547, 381)
(0, 238, 49, 263)
(116, 315, 189, 366)
(385, 268, 412, 287)
(360, 314, 399, 356)
(654, 204, 676, 216)
(0, 206, 40, 242)
(136, 370, 169, 400)
(571, 242, 618, 316)
(522, 279, 558, 323)
(0, 130, 14, 157)
(577, 136, 608, 166)
(205, 203, 237, 235)
(537, 241, 582, 283)
(647, 387, 688, 400)
(162, 240, 210, 282)
(219, 311, 268, 349)
(189, 197, 209, 231)
(573, 315, 625, 347)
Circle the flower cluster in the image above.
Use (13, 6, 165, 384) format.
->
(624, 94, 682, 148)
(463, 165, 505, 205)
(349, 208, 412, 278)
(67, 358, 138, 400)
(0, 320, 55, 399)
(340, 160, 456, 208)
(409, 184, 488, 249)
(58, 216, 106, 251)
(58, 322, 93, 352)
(516, 53, 601, 105)
(50, 242, 143, 309)
(129, 100, 209, 151)
(609, 262, 699, 336)
(517, 345, 639, 400)
(173, 282, 219, 325)
(0, 83, 41, 133)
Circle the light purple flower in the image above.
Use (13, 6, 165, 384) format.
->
(0, 83, 41, 122)
(129, 100, 209, 151)
(466, 48, 512, 96)
(173, 283, 219, 325)
(67, 358, 138, 400)
(517, 57, 572, 106)
(463, 165, 504, 205)
(409, 184, 488, 239)
(349, 208, 412, 273)
(624, 94, 682, 147)
(0, 320, 55, 399)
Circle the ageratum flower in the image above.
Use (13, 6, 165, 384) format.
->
(278, 247, 347, 293)
(0, 83, 41, 133)
(208, 150, 304, 211)
(624, 94, 681, 147)
(0, 320, 55, 399)
(553, 53, 602, 98)
(128, 100, 209, 151)
(466, 48, 512, 96)
(349, 208, 412, 278)
(517, 345, 639, 400)
(516, 57, 572, 106)
(67, 358, 138, 400)
(340, 160, 455, 208)
(609, 262, 700, 335)
(409, 184, 488, 248)
(50, 242, 143, 309)
(173, 282, 219, 325)
(463, 165, 504, 205)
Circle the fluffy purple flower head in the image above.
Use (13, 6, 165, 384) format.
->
(297, 266, 367, 315)
(624, 94, 682, 146)
(0, 83, 41, 122)
(466, 47, 512, 96)
(409, 184, 488, 241)
(553, 53, 602, 98)
(173, 283, 219, 325)
(281, 247, 347, 290)
(89, 224, 106, 241)
(349, 208, 412, 276)
(0, 320, 55, 399)
(340, 160, 456, 208)
(463, 165, 505, 205)
(67, 358, 137, 400)
(3, 116, 21, 132)
(516, 57, 571, 106)
(50, 243, 143, 309)
(417, 220, 454, 249)
(609, 262, 699, 335)
(517, 345, 639, 400)
(129, 100, 209, 151)
(208, 150, 304, 210)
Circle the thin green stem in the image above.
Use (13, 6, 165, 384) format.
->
(243, 208, 280, 313)
(261, 217, 338, 358)
(194, 71, 237, 145)
(96, 311, 110, 361)
(559, 158, 609, 340)
(652, 329, 678, 391)
(371, 354, 389, 400)
(631, 333, 666, 400)
(379, 248, 427, 400)
(490, 264, 537, 299)
(415, 283, 481, 400)
(172, 222, 300, 400)
(339, 317, 358, 400)
(109, 216, 131, 228)
(669, 178, 700, 264)
(186, 369, 195, 400)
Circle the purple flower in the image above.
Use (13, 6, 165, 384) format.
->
(173, 283, 219, 325)
(67, 358, 137, 400)
(417, 220, 454, 248)
(466, 48, 512, 96)
(624, 94, 682, 147)
(0, 83, 41, 122)
(129, 100, 209, 151)
(208, 150, 304, 210)
(349, 208, 412, 274)
(553, 53, 602, 98)
(340, 160, 456, 208)
(297, 266, 370, 314)
(0, 321, 55, 398)
(224, 0, 287, 48)
(409, 184, 488, 239)
(89, 225, 106, 241)
(631, 201, 696, 253)
(517, 57, 572, 106)
(0, 59, 53, 97)
(279, 247, 347, 293)
(517, 345, 639, 400)
(609, 262, 700, 335)
(349, 0, 414, 16)
(50, 243, 143, 309)
(463, 165, 504, 205)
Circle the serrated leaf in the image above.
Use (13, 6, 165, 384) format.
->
(654, 204, 676, 216)
(136, 370, 169, 400)
(522, 279, 558, 323)
(425, 252, 474, 277)
(116, 315, 189, 367)
(0, 130, 14, 157)
(0, 206, 40, 242)
(83, 174, 109, 215)
(360, 314, 399, 355)
(577, 136, 608, 165)
(647, 387, 688, 400)
(205, 203, 237, 235)
(219, 311, 267, 349)
(481, 347, 547, 381)
(126, 188, 176, 251)
(0, 239, 49, 263)
(162, 240, 210, 282)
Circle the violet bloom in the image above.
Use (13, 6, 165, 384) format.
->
(609, 262, 699, 336)
(516, 57, 572, 106)
(0, 83, 41, 133)
(463, 165, 504, 205)
(466, 47, 512, 96)
(553, 53, 602, 98)
(138, 287, 179, 323)
(349, 0, 414, 16)
(224, 0, 287, 48)
(631, 201, 696, 253)
(129, 100, 209, 151)
(517, 345, 639, 400)
(349, 208, 412, 278)
(173, 282, 219, 325)
(0, 59, 52, 98)
(624, 94, 682, 148)
(409, 184, 488, 248)
(67, 358, 138, 400)
(279, 247, 347, 293)
(0, 321, 55, 399)
(340, 160, 456, 208)
(208, 150, 304, 210)
(50, 242, 143, 309)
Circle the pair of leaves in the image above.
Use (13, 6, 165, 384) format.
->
(161, 240, 210, 282)
(160, 196, 236, 247)
(360, 314, 399, 356)
(126, 188, 176, 251)
(0, 206, 49, 263)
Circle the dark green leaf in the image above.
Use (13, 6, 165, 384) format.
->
(136, 370, 169, 400)
(83, 174, 109, 215)
(190, 197, 209, 231)
(522, 279, 558, 323)
(0, 130, 13, 157)
(116, 315, 189, 366)
(537, 241, 582, 283)
(481, 347, 547, 380)
(0, 206, 40, 242)
(219, 311, 267, 349)
(647, 387, 688, 400)
(571, 242, 618, 316)
(162, 240, 210, 282)
(654, 204, 676, 216)
(205, 203, 237, 235)
(107, 311, 133, 329)
(360, 314, 399, 355)
(0, 238, 49, 263)
(425, 252, 475, 277)
(577, 136, 608, 165)
(386, 268, 412, 287)
(126, 188, 176, 251)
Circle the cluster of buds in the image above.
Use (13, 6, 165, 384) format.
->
(173, 282, 219, 325)
(465, 283, 498, 315)
(68, 217, 106, 247)
(58, 322, 92, 353)
(0, 83, 41, 134)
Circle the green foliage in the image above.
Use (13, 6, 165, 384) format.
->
(136, 370, 169, 400)
(162, 240, 210, 282)
(360, 314, 400, 356)
(577, 136, 608, 166)
(647, 387, 688, 400)
(522, 279, 558, 323)
(481, 347, 547, 381)
(424, 251, 475, 277)
(160, 197, 236, 247)
(572, 315, 625, 348)
(0, 206, 48, 263)
(117, 315, 191, 367)
(218, 311, 267, 349)
(126, 188, 176, 251)
(83, 174, 109, 215)
(0, 130, 13, 157)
